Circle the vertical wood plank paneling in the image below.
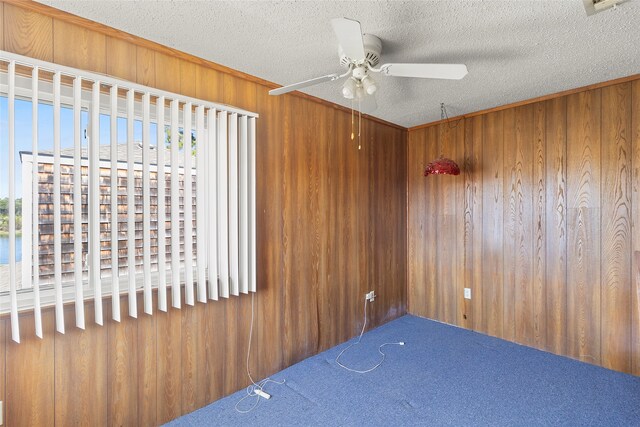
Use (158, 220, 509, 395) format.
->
(308, 100, 322, 346)
(6, 312, 55, 426)
(397, 128, 409, 316)
(106, 36, 136, 81)
(483, 111, 504, 337)
(436, 123, 456, 325)
(545, 96, 567, 354)
(359, 116, 371, 329)
(55, 305, 107, 426)
(256, 86, 287, 378)
(196, 65, 224, 104)
(281, 94, 296, 361)
(454, 120, 466, 327)
(156, 306, 182, 423)
(632, 80, 640, 376)
(600, 83, 632, 373)
(137, 294, 157, 427)
(369, 121, 394, 327)
(348, 111, 363, 339)
(3, 3, 53, 61)
(202, 302, 226, 404)
(314, 102, 333, 351)
(318, 105, 339, 349)
(459, 119, 477, 329)
(392, 127, 408, 320)
(514, 105, 534, 346)
(407, 130, 427, 317)
(282, 94, 320, 364)
(331, 110, 345, 348)
(503, 107, 517, 342)
(181, 304, 203, 413)
(107, 299, 138, 426)
(424, 126, 439, 320)
(532, 102, 547, 349)
(155, 51, 181, 92)
(53, 19, 106, 73)
(180, 61, 197, 97)
(470, 116, 484, 334)
(566, 89, 601, 365)
(136, 46, 155, 87)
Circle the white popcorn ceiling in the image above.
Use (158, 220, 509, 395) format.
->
(38, 0, 640, 128)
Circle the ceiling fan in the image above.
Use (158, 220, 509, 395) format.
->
(268, 17, 468, 112)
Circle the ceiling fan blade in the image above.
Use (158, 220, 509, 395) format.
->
(357, 93, 377, 114)
(331, 18, 366, 62)
(379, 63, 468, 80)
(269, 73, 340, 96)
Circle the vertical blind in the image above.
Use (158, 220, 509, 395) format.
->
(0, 50, 258, 343)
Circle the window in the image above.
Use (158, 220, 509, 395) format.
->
(1, 51, 257, 343)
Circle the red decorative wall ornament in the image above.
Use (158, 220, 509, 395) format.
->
(424, 157, 460, 176)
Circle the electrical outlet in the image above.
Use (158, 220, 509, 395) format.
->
(365, 290, 376, 302)
(464, 288, 471, 300)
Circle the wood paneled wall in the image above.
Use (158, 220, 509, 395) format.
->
(0, 2, 407, 425)
(408, 77, 640, 375)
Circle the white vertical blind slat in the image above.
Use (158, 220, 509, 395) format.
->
(90, 81, 104, 326)
(207, 109, 219, 300)
(249, 117, 257, 293)
(183, 103, 194, 306)
(126, 89, 138, 318)
(142, 93, 153, 315)
(195, 106, 207, 303)
(32, 67, 43, 336)
(217, 111, 229, 298)
(53, 72, 65, 334)
(110, 85, 121, 322)
(74, 77, 86, 328)
(239, 115, 249, 294)
(170, 100, 181, 308)
(8, 61, 20, 343)
(157, 96, 168, 311)
(228, 113, 239, 296)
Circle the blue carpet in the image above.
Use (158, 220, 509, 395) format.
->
(166, 315, 640, 426)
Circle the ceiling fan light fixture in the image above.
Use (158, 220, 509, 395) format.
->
(342, 77, 357, 99)
(361, 75, 377, 95)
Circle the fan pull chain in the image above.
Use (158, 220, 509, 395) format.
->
(358, 103, 362, 150)
(351, 101, 355, 141)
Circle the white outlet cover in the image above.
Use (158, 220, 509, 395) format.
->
(464, 288, 471, 300)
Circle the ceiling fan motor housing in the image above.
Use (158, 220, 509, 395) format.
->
(339, 34, 382, 68)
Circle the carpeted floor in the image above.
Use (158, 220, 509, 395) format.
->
(166, 315, 640, 426)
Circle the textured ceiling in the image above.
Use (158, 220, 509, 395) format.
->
(38, 0, 640, 128)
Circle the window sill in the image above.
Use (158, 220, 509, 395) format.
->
(0, 268, 226, 317)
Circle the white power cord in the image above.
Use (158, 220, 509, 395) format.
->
(235, 293, 285, 414)
(335, 297, 404, 374)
